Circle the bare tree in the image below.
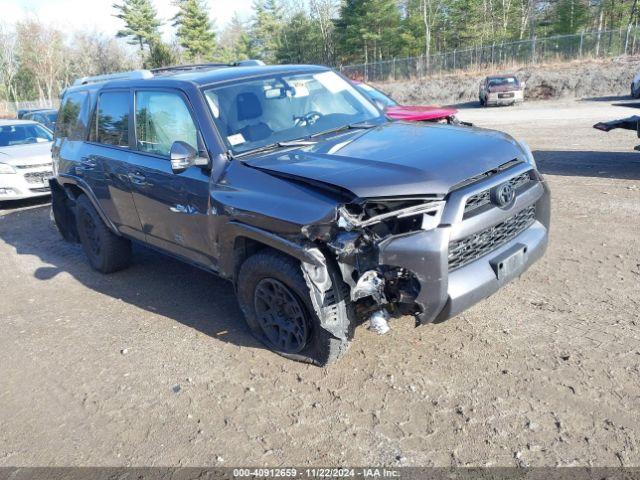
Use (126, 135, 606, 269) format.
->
(16, 20, 67, 104)
(0, 24, 19, 103)
(309, 0, 339, 65)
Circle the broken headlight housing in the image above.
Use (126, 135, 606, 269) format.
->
(338, 197, 445, 236)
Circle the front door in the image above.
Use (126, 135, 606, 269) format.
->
(127, 89, 214, 268)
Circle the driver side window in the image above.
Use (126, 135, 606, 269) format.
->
(135, 90, 198, 157)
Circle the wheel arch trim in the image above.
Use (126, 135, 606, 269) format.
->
(57, 174, 121, 235)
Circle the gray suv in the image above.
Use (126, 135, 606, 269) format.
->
(50, 64, 550, 365)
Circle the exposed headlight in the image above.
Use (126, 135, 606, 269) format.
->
(0, 163, 16, 174)
(518, 140, 537, 169)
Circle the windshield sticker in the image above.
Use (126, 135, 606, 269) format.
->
(228, 133, 246, 146)
(314, 71, 347, 94)
(291, 81, 310, 98)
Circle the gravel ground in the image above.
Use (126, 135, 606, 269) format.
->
(0, 97, 639, 467)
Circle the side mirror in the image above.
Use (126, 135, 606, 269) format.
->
(170, 141, 209, 173)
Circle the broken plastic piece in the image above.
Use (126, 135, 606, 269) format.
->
(352, 270, 387, 304)
(368, 309, 390, 335)
(337, 201, 445, 230)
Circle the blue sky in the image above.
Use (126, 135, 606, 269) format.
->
(2, 0, 254, 38)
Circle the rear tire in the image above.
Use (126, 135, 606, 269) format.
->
(237, 250, 353, 366)
(76, 194, 132, 273)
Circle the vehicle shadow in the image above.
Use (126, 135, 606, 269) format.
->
(534, 150, 640, 180)
(580, 95, 640, 109)
(580, 94, 633, 103)
(0, 196, 51, 212)
(0, 205, 262, 351)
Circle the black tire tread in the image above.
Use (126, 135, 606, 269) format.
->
(237, 250, 354, 366)
(76, 194, 131, 274)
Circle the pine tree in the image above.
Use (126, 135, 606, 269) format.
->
(113, 0, 162, 53)
(219, 13, 255, 62)
(172, 0, 217, 62)
(251, 0, 285, 63)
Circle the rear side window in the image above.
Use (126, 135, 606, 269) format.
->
(135, 91, 198, 157)
(95, 91, 130, 147)
(57, 91, 89, 140)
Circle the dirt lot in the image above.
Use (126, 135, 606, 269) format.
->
(1, 97, 639, 468)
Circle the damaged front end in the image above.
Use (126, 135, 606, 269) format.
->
(301, 196, 446, 334)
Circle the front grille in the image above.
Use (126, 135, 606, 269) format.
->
(29, 187, 51, 193)
(449, 205, 536, 271)
(23, 171, 53, 184)
(464, 171, 533, 217)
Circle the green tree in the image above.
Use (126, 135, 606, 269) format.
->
(251, 0, 285, 63)
(336, 0, 403, 65)
(172, 0, 217, 62)
(275, 11, 322, 64)
(113, 0, 162, 53)
(219, 13, 255, 62)
(552, 0, 590, 34)
(144, 39, 179, 68)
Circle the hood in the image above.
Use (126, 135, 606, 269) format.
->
(0, 142, 53, 166)
(385, 105, 457, 122)
(245, 122, 525, 198)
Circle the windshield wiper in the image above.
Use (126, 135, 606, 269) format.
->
(235, 139, 317, 158)
(310, 121, 378, 138)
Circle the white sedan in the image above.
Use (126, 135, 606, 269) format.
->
(0, 120, 54, 201)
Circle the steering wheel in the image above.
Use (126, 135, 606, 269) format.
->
(294, 111, 323, 127)
(24, 137, 38, 144)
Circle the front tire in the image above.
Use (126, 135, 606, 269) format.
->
(237, 250, 353, 366)
(76, 194, 132, 273)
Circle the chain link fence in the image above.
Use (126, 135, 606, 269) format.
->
(340, 28, 640, 82)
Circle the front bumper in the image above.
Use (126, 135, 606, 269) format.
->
(378, 163, 550, 324)
(0, 167, 53, 200)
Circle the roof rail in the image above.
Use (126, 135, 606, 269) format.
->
(150, 63, 229, 75)
(151, 59, 266, 75)
(73, 70, 154, 86)
(234, 60, 266, 67)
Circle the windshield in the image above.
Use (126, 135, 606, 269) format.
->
(0, 124, 53, 147)
(355, 83, 398, 108)
(488, 77, 519, 88)
(46, 113, 57, 124)
(203, 70, 383, 155)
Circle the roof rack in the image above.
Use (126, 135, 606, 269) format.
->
(151, 59, 266, 76)
(150, 63, 229, 75)
(72, 60, 267, 86)
(73, 70, 154, 86)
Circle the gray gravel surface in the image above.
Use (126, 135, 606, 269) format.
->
(0, 97, 639, 467)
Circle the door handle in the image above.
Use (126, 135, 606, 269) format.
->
(128, 172, 147, 185)
(80, 157, 97, 169)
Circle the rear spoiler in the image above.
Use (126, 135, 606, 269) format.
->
(593, 116, 640, 150)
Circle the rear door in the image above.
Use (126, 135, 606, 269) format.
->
(126, 88, 213, 267)
(81, 89, 144, 240)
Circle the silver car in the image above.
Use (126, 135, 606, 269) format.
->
(0, 120, 54, 201)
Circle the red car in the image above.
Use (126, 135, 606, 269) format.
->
(353, 81, 459, 123)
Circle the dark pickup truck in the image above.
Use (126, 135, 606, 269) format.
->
(50, 63, 550, 365)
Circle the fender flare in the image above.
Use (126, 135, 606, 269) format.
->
(57, 174, 121, 235)
(218, 221, 324, 280)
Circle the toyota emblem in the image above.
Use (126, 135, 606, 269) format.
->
(492, 182, 516, 208)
